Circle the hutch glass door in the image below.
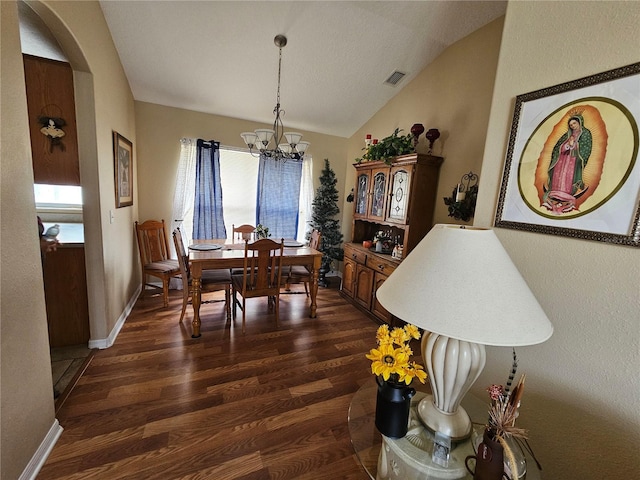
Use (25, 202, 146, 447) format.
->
(387, 167, 411, 223)
(369, 169, 388, 220)
(354, 172, 370, 217)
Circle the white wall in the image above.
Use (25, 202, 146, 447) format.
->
(475, 1, 640, 478)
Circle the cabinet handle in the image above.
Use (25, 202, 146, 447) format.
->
(352, 253, 357, 259)
(378, 264, 385, 271)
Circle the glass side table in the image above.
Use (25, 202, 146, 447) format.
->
(348, 379, 541, 480)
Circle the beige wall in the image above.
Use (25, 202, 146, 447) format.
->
(474, 1, 640, 478)
(134, 101, 348, 236)
(342, 17, 504, 241)
(1, 1, 137, 477)
(1, 3, 57, 478)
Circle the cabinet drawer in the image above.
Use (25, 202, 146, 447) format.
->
(344, 244, 367, 265)
(366, 256, 397, 275)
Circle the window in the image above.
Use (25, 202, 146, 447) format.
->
(33, 184, 82, 209)
(172, 141, 313, 242)
(219, 149, 259, 234)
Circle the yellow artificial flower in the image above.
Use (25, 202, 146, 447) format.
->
(367, 323, 428, 385)
(397, 342, 413, 357)
(366, 344, 409, 381)
(404, 324, 421, 341)
(390, 327, 409, 346)
(399, 362, 427, 385)
(376, 324, 391, 345)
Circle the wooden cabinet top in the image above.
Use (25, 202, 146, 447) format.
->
(353, 153, 443, 170)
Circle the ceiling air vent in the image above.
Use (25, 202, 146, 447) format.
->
(385, 70, 406, 86)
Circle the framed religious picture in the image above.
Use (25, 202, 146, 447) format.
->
(113, 131, 133, 208)
(495, 62, 640, 247)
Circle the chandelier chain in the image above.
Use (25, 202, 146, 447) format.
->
(240, 34, 309, 162)
(276, 45, 282, 113)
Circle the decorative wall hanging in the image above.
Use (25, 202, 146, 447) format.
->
(444, 172, 478, 222)
(38, 104, 66, 152)
(113, 131, 133, 208)
(495, 62, 640, 247)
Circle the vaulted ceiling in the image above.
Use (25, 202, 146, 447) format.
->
(100, 1, 506, 138)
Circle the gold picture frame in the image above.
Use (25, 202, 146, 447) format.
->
(495, 63, 640, 247)
(113, 131, 133, 208)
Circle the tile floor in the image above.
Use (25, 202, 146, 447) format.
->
(51, 344, 93, 399)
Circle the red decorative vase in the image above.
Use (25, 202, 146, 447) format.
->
(410, 123, 425, 149)
(425, 128, 440, 153)
(465, 428, 505, 480)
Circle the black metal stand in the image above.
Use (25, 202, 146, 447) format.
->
(318, 265, 329, 288)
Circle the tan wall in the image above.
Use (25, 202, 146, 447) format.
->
(1, 1, 137, 476)
(342, 17, 504, 242)
(134, 101, 348, 236)
(1, 3, 57, 478)
(475, 1, 640, 478)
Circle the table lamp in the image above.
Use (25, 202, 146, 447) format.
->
(376, 225, 553, 440)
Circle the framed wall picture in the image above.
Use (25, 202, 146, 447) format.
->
(113, 131, 133, 208)
(495, 62, 640, 247)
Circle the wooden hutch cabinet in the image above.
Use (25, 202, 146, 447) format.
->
(341, 153, 443, 323)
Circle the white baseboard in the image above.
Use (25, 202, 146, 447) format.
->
(88, 285, 141, 349)
(19, 419, 63, 480)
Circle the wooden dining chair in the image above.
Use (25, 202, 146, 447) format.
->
(231, 238, 284, 334)
(172, 229, 231, 323)
(230, 224, 257, 276)
(284, 229, 322, 297)
(232, 224, 256, 242)
(135, 219, 181, 307)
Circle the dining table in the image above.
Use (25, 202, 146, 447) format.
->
(187, 238, 323, 337)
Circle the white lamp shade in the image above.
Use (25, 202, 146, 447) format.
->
(278, 143, 292, 154)
(284, 132, 303, 146)
(376, 224, 553, 346)
(255, 129, 275, 145)
(296, 141, 310, 154)
(241, 132, 258, 147)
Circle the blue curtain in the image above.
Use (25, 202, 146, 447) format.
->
(193, 139, 226, 239)
(256, 155, 303, 239)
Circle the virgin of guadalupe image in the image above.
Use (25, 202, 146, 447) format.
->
(542, 114, 592, 213)
(532, 105, 608, 216)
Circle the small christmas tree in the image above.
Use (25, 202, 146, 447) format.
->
(310, 159, 344, 287)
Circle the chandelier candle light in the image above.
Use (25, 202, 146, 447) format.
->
(376, 225, 553, 441)
(241, 35, 309, 162)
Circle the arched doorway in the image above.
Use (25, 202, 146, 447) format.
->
(18, 0, 106, 397)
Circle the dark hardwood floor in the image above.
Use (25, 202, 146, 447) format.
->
(38, 282, 379, 479)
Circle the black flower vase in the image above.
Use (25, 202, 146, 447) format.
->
(465, 428, 505, 480)
(374, 376, 415, 439)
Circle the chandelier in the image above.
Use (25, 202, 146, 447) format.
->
(241, 35, 309, 161)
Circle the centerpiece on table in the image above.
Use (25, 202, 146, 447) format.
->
(366, 324, 427, 439)
(255, 224, 270, 239)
